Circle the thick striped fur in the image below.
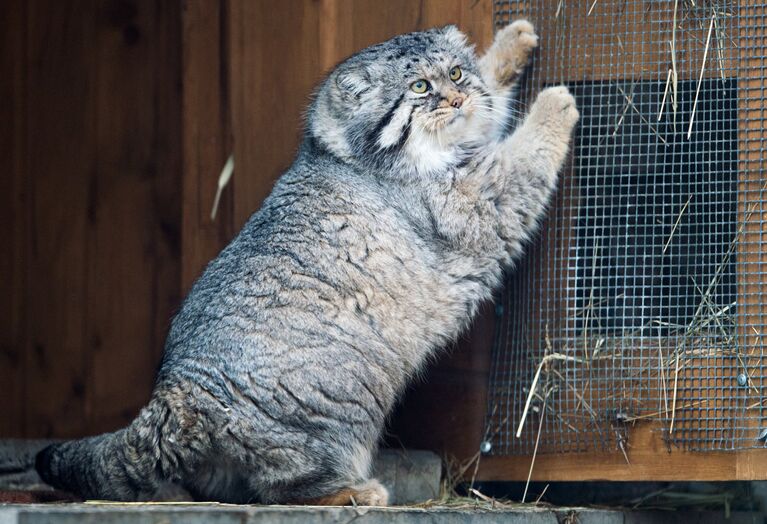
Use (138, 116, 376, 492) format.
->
(36, 21, 577, 504)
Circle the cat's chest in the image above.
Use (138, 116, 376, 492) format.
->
(403, 133, 461, 175)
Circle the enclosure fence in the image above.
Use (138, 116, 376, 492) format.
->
(486, 0, 767, 455)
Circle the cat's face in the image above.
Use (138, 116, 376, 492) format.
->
(310, 26, 501, 176)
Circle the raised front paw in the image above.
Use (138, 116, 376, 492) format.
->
(528, 85, 579, 140)
(481, 20, 538, 87)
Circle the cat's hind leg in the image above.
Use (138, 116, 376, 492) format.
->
(296, 479, 389, 506)
(258, 440, 389, 506)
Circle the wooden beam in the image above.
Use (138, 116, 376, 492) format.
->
(477, 421, 767, 481)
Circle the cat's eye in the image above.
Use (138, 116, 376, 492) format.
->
(411, 80, 430, 94)
(449, 66, 463, 82)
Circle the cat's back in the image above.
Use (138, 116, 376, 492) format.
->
(157, 147, 426, 380)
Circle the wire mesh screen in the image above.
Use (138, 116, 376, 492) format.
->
(486, 0, 767, 455)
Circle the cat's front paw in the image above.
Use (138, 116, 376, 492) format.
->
(482, 20, 538, 87)
(529, 86, 579, 140)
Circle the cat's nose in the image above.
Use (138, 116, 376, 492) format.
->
(450, 95, 464, 109)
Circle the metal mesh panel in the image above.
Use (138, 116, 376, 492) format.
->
(486, 0, 767, 454)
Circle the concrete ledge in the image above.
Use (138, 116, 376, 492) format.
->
(374, 449, 442, 505)
(0, 504, 760, 524)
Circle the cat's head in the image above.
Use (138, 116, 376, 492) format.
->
(308, 26, 500, 176)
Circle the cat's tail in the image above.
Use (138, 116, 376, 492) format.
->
(35, 390, 197, 501)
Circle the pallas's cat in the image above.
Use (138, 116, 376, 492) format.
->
(36, 21, 578, 505)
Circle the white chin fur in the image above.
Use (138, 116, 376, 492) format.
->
(403, 106, 496, 176)
(404, 130, 459, 175)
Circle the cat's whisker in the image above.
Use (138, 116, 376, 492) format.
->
(471, 107, 517, 126)
(472, 104, 525, 124)
(471, 98, 524, 114)
(473, 100, 526, 117)
(473, 113, 510, 127)
(477, 98, 527, 117)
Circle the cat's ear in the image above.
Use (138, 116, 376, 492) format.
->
(439, 25, 469, 48)
(440, 25, 468, 45)
(334, 63, 372, 101)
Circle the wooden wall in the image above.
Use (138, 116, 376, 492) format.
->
(1, 0, 496, 444)
(1, 0, 182, 438)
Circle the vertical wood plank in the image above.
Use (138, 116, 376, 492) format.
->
(0, 0, 28, 437)
(735, 0, 766, 482)
(321, 0, 423, 63)
(318, 0, 494, 75)
(149, 3, 183, 369)
(25, 0, 95, 438)
(420, 0, 494, 49)
(228, 0, 322, 229)
(86, 0, 182, 434)
(181, 0, 234, 292)
(317, 0, 353, 73)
